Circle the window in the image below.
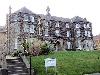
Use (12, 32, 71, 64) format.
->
(14, 23, 18, 32)
(45, 22, 48, 26)
(87, 24, 90, 28)
(24, 24, 29, 32)
(76, 24, 80, 28)
(85, 31, 88, 36)
(67, 42, 70, 49)
(76, 30, 80, 37)
(14, 15, 18, 21)
(45, 29, 48, 36)
(66, 23, 69, 28)
(88, 31, 91, 37)
(77, 40, 82, 50)
(67, 31, 70, 37)
(56, 22, 59, 27)
(84, 24, 87, 28)
(30, 16, 34, 22)
(55, 30, 60, 36)
(24, 15, 28, 21)
(30, 25, 34, 33)
(14, 39, 17, 49)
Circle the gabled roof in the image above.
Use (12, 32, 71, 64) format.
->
(14, 7, 35, 14)
(71, 16, 84, 23)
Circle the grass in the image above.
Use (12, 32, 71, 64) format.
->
(27, 50, 100, 75)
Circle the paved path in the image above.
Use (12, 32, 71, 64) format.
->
(6, 56, 28, 75)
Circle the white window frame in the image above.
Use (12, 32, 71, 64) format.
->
(24, 15, 28, 21)
(14, 23, 18, 32)
(24, 24, 29, 32)
(30, 16, 34, 22)
(84, 24, 87, 28)
(30, 25, 34, 33)
(85, 31, 88, 36)
(76, 30, 80, 37)
(14, 15, 18, 21)
(76, 24, 80, 28)
(87, 23, 90, 28)
(45, 29, 48, 36)
(56, 22, 59, 27)
(55, 30, 60, 36)
(88, 31, 91, 37)
(45, 21, 48, 26)
(67, 31, 70, 37)
(14, 39, 17, 49)
(66, 23, 69, 28)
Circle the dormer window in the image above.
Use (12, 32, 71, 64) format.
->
(30, 16, 34, 22)
(45, 21, 48, 26)
(84, 24, 87, 28)
(76, 24, 80, 28)
(24, 15, 28, 21)
(56, 22, 59, 27)
(45, 29, 48, 36)
(55, 30, 60, 36)
(76, 30, 80, 37)
(67, 31, 70, 37)
(14, 15, 18, 21)
(66, 23, 69, 28)
(87, 23, 90, 28)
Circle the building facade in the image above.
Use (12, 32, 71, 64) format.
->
(6, 6, 93, 53)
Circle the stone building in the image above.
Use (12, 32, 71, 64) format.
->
(6, 6, 93, 53)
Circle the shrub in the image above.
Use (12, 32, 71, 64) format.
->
(40, 43, 51, 55)
(11, 50, 19, 57)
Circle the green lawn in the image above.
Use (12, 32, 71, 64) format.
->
(27, 50, 100, 75)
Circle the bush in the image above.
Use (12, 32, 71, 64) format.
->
(11, 50, 19, 57)
(40, 43, 51, 55)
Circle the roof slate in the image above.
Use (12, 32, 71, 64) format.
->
(14, 7, 89, 23)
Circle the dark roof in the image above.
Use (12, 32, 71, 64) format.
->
(14, 7, 35, 14)
(13, 7, 88, 23)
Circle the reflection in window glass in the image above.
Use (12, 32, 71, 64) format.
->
(24, 24, 29, 32)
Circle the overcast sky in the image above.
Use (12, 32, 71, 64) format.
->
(0, 0, 100, 36)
